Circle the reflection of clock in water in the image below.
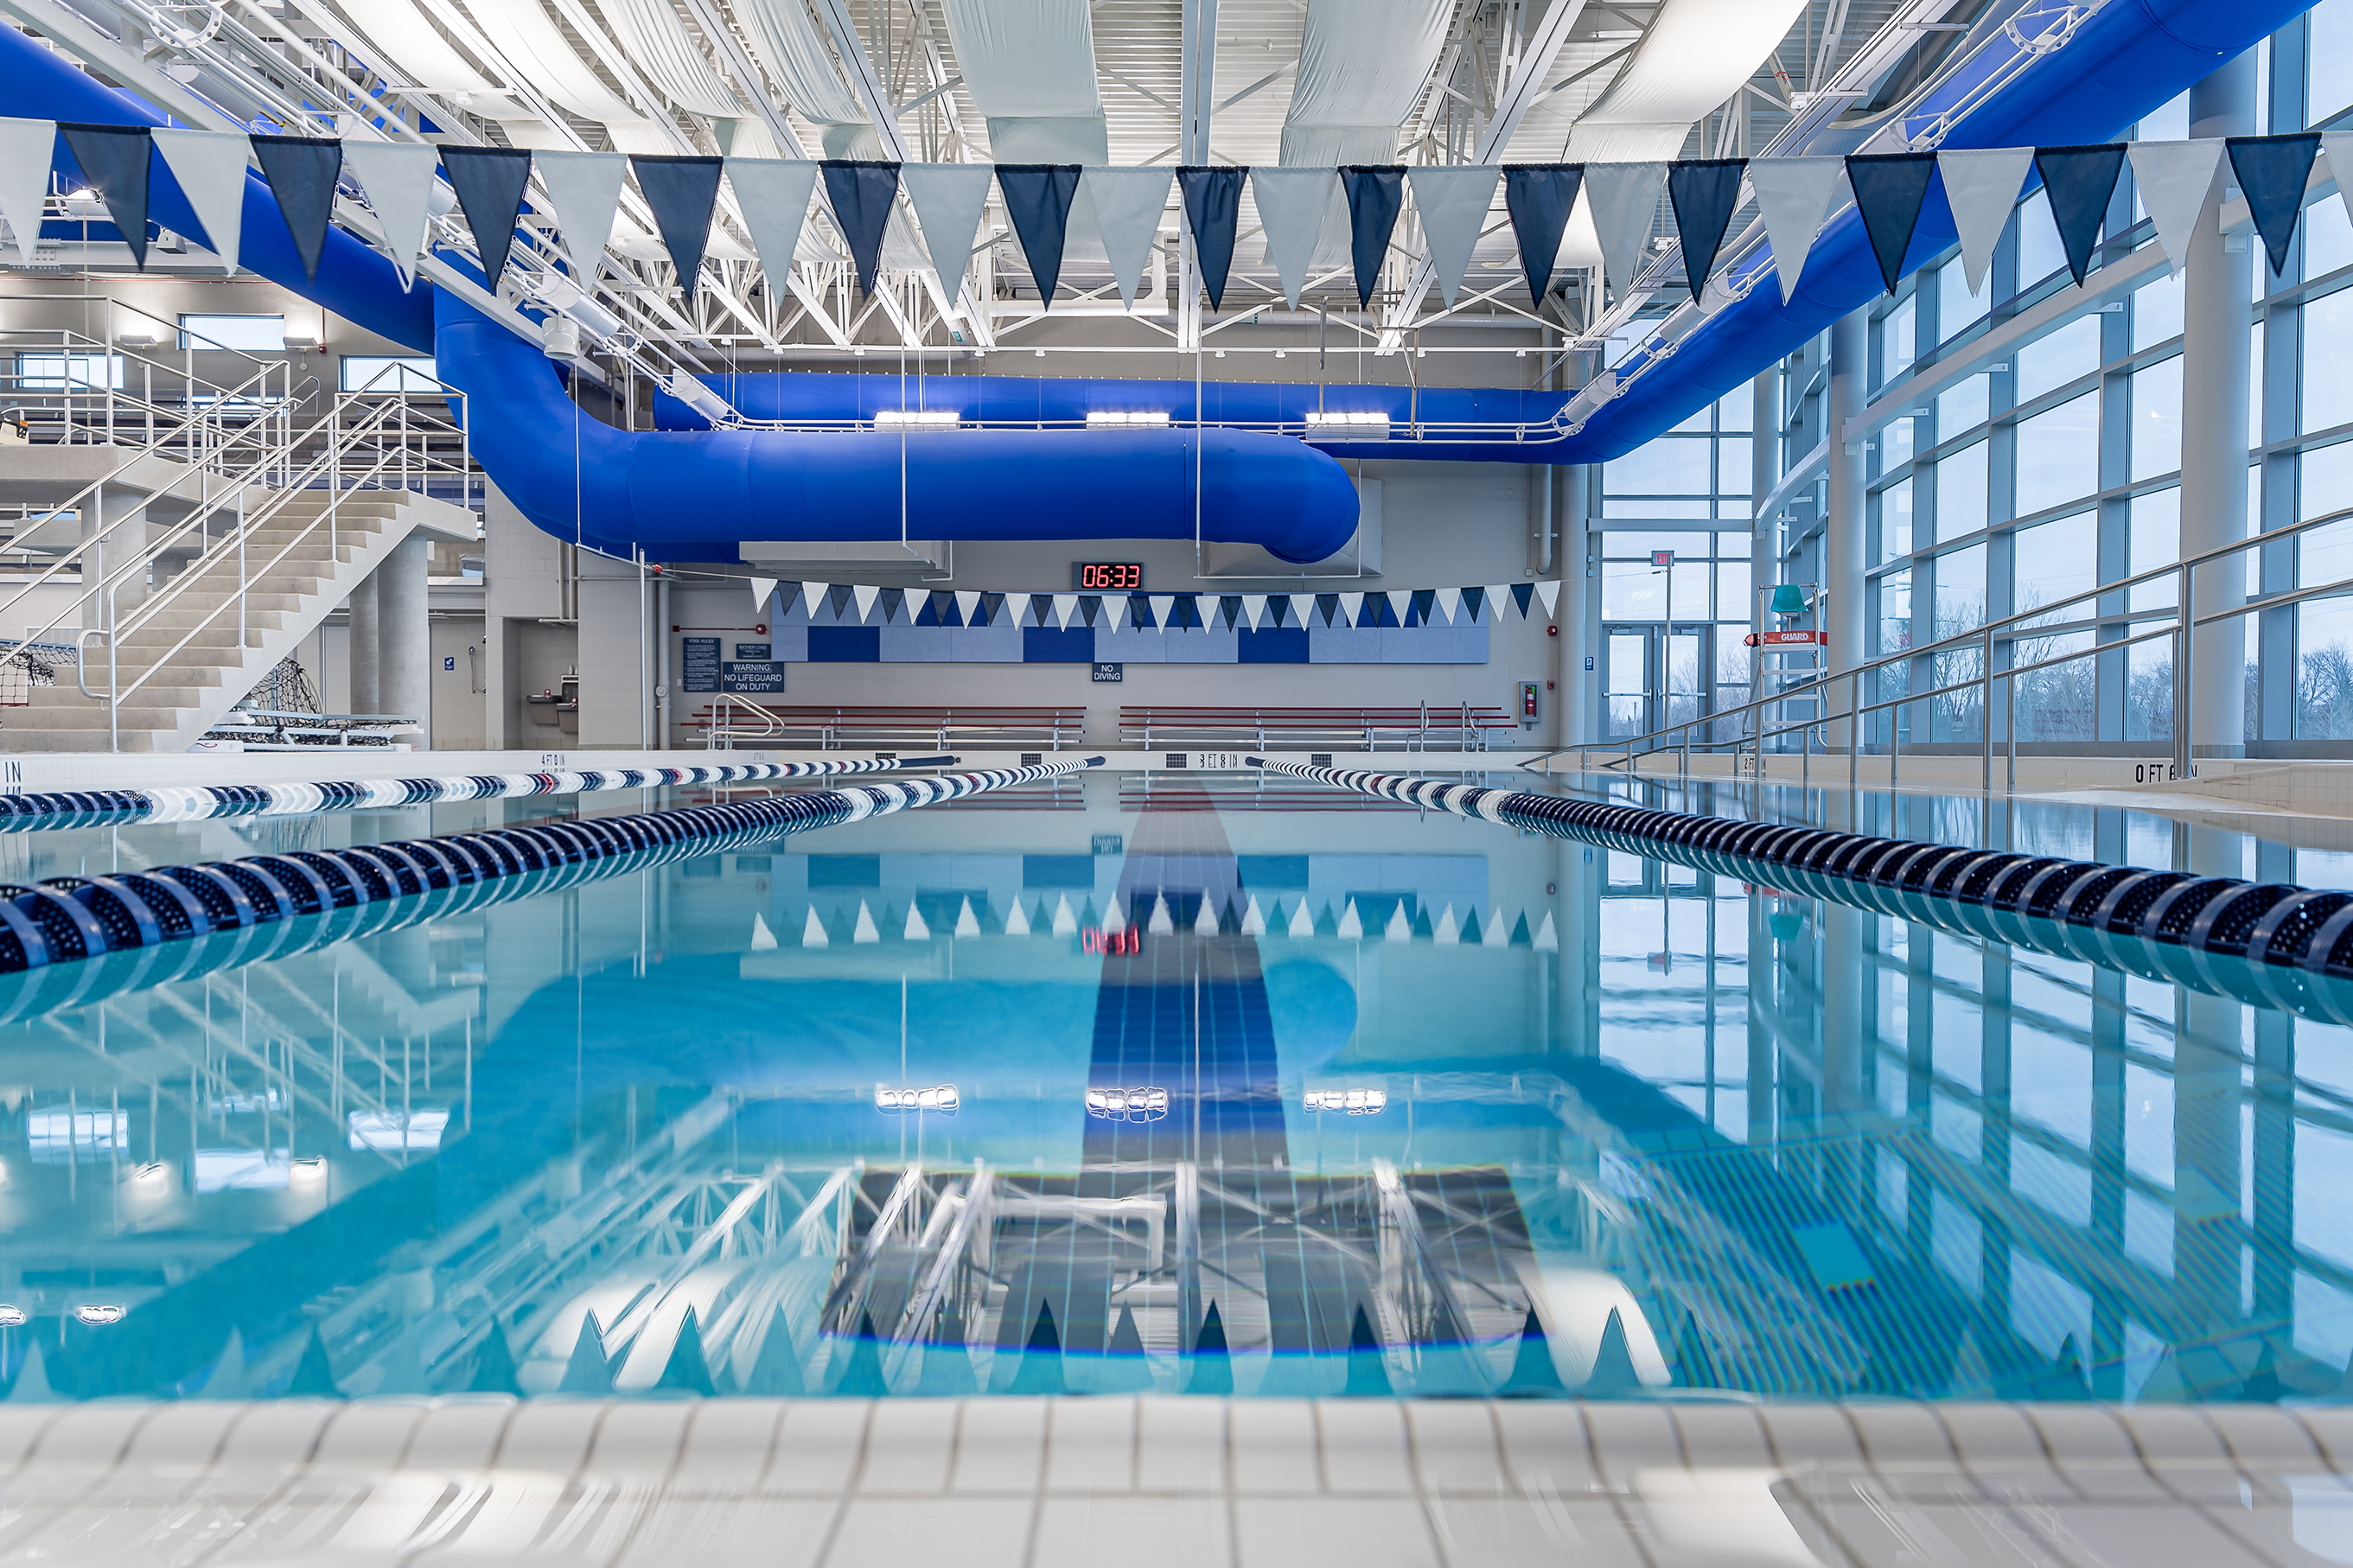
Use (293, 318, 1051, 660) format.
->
(1071, 562, 1144, 591)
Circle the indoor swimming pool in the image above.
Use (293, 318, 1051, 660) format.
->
(0, 766, 2340, 1410)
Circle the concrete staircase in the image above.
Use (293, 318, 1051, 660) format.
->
(0, 486, 475, 753)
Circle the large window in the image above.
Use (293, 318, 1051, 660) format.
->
(341, 355, 439, 392)
(178, 314, 286, 352)
(10, 352, 122, 390)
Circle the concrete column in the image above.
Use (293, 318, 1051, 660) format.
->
(1750, 369, 1778, 642)
(347, 570, 379, 716)
(2180, 49, 2257, 764)
(1825, 312, 1868, 751)
(1557, 463, 1591, 747)
(376, 534, 430, 747)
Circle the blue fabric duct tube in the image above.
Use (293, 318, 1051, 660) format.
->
(0, 757, 1100, 978)
(1245, 757, 2353, 1024)
(437, 287, 1364, 562)
(0, 25, 433, 350)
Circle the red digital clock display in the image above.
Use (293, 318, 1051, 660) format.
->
(1075, 563, 1144, 591)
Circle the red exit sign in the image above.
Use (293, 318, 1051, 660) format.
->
(1082, 927, 1141, 955)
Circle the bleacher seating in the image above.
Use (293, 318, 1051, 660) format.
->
(682, 703, 1086, 750)
(1118, 704, 1517, 751)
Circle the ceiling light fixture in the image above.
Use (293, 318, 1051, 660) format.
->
(1086, 1086, 1170, 1123)
(876, 1084, 960, 1113)
(1087, 411, 1171, 426)
(874, 409, 960, 427)
(1304, 1088, 1388, 1115)
(1304, 411, 1390, 429)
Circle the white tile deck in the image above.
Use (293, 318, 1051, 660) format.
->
(0, 1398, 2341, 1565)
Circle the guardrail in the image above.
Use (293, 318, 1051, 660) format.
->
(1543, 500, 2353, 795)
(1121, 703, 1515, 752)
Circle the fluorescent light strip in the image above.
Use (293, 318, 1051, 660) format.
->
(1304, 410, 1390, 428)
(874, 409, 960, 427)
(1086, 411, 1172, 426)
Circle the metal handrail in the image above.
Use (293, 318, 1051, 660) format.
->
(1552, 498, 2353, 789)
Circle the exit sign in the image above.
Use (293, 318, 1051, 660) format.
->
(1651, 550, 1674, 567)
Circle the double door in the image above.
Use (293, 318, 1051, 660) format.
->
(1604, 623, 1721, 740)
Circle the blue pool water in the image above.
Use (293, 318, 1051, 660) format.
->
(0, 768, 2345, 1405)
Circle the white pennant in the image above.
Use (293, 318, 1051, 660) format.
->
(2329, 134, 2353, 235)
(339, 141, 439, 286)
(1406, 164, 1502, 309)
(1535, 579, 1561, 617)
(1386, 590, 1411, 626)
(2127, 139, 2227, 279)
(1250, 167, 1336, 309)
(900, 163, 994, 288)
(1100, 596, 1120, 634)
(749, 576, 777, 615)
(151, 128, 252, 276)
(726, 158, 819, 284)
(1240, 593, 1267, 630)
(1052, 592, 1078, 629)
(1149, 594, 1175, 632)
(537, 150, 629, 271)
(1746, 156, 1848, 303)
(1484, 584, 1508, 622)
(1434, 590, 1457, 626)
(1938, 147, 2036, 296)
(802, 580, 828, 621)
(0, 118, 55, 268)
(1580, 162, 1668, 302)
(852, 583, 881, 623)
(1339, 591, 1366, 627)
(1081, 167, 1176, 308)
(953, 590, 982, 626)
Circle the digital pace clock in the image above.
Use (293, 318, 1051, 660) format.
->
(1073, 562, 1144, 591)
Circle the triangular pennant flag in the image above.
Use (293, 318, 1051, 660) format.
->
(537, 150, 628, 271)
(2130, 138, 2227, 277)
(953, 589, 981, 626)
(2329, 133, 2353, 236)
(1240, 896, 1266, 935)
(1665, 157, 1743, 299)
(287, 1326, 344, 1398)
(2033, 143, 2127, 286)
(632, 155, 724, 293)
(1336, 900, 1364, 939)
(852, 583, 881, 623)
(252, 135, 342, 283)
(59, 124, 153, 270)
(1937, 146, 2034, 296)
(0, 119, 55, 268)
(1501, 1308, 1565, 1395)
(750, 912, 777, 949)
(339, 140, 439, 285)
(1483, 583, 1507, 621)
(2228, 132, 2322, 277)
(1406, 164, 1502, 309)
(151, 128, 251, 275)
(802, 907, 829, 947)
(1747, 156, 1846, 303)
(656, 1307, 718, 1395)
(1005, 899, 1031, 935)
(829, 1311, 887, 1396)
(821, 160, 900, 294)
(998, 163, 1081, 305)
(1052, 592, 1078, 629)
(954, 896, 980, 937)
(727, 157, 818, 284)
(1345, 1306, 1393, 1397)
(1250, 166, 1333, 309)
(1340, 166, 1406, 308)
(1338, 591, 1365, 627)
(1582, 161, 1667, 301)
(1288, 899, 1315, 938)
(749, 575, 777, 614)
(1434, 589, 1457, 624)
(1583, 1308, 1642, 1394)
(1846, 151, 1939, 293)
(1081, 166, 1175, 308)
(1384, 590, 1410, 626)
(802, 579, 827, 620)
(1178, 165, 1244, 309)
(1510, 583, 1534, 617)
(1148, 594, 1175, 631)
(853, 900, 880, 942)
(1433, 903, 1458, 942)
(1240, 593, 1267, 630)
(558, 1313, 611, 1393)
(739, 1308, 804, 1396)
(438, 143, 532, 284)
(469, 1323, 523, 1395)
(1194, 896, 1219, 936)
(1005, 1303, 1064, 1396)
(1534, 911, 1559, 951)
(1503, 163, 1583, 306)
(1535, 579, 1560, 617)
(1188, 1303, 1232, 1394)
(899, 162, 994, 287)
(1384, 902, 1411, 941)
(904, 901, 930, 940)
(1054, 895, 1078, 935)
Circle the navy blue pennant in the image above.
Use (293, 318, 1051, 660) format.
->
(2031, 143, 2126, 287)
(250, 135, 342, 283)
(57, 124, 152, 270)
(631, 155, 724, 293)
(1667, 158, 1744, 300)
(821, 161, 900, 295)
(2228, 132, 2322, 277)
(996, 164, 1081, 308)
(1845, 152, 1938, 294)
(1340, 166, 1405, 308)
(1177, 166, 1244, 309)
(1510, 583, 1534, 617)
(437, 144, 533, 286)
(1503, 164, 1582, 308)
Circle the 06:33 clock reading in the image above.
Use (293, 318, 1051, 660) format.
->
(1074, 562, 1144, 591)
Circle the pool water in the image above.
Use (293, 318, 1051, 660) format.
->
(0, 768, 2344, 1405)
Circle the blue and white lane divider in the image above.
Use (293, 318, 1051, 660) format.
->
(0, 756, 1100, 981)
(1247, 756, 2353, 1021)
(0, 756, 958, 830)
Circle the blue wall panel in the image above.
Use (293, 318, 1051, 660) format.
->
(1024, 628, 1096, 662)
(807, 627, 881, 662)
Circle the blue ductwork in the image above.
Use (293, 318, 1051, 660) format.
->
(1562, 0, 2312, 462)
(0, 23, 434, 353)
(435, 287, 1362, 562)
